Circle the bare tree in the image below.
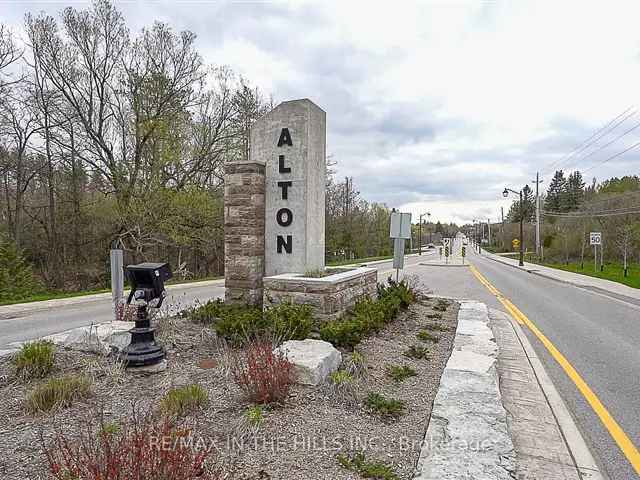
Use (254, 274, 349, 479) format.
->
(0, 24, 22, 93)
(0, 83, 44, 247)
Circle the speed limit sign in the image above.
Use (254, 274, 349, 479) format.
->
(590, 232, 602, 246)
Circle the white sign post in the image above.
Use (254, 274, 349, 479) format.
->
(590, 232, 602, 273)
(390, 212, 412, 281)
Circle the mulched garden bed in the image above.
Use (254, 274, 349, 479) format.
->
(0, 296, 458, 480)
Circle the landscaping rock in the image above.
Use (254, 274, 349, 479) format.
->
(274, 339, 341, 385)
(41, 321, 133, 355)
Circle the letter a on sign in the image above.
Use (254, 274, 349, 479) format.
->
(277, 128, 293, 147)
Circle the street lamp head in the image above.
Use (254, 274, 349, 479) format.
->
(502, 188, 509, 198)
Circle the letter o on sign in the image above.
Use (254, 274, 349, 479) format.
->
(276, 208, 293, 227)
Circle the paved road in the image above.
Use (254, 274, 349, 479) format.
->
(415, 243, 639, 480)
(0, 253, 435, 350)
(0, 281, 226, 349)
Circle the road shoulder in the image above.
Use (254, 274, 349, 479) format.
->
(480, 250, 640, 304)
(490, 308, 605, 480)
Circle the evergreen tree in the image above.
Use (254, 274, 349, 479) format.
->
(544, 170, 567, 212)
(565, 171, 585, 211)
(0, 239, 40, 302)
(507, 184, 535, 222)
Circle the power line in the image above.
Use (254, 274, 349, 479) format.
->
(544, 106, 636, 175)
(565, 118, 640, 172)
(582, 140, 640, 174)
(543, 210, 640, 217)
(542, 206, 640, 217)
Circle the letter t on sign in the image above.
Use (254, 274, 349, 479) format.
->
(277, 181, 292, 200)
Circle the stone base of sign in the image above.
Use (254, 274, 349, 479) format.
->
(263, 267, 377, 322)
(224, 161, 266, 306)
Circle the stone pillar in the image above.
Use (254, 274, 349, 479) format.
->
(224, 161, 265, 305)
(250, 98, 326, 276)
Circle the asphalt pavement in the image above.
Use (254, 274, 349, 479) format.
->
(0, 254, 433, 350)
(0, 280, 225, 349)
(417, 243, 639, 480)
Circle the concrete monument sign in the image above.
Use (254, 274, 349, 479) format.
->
(250, 99, 326, 276)
(224, 98, 375, 315)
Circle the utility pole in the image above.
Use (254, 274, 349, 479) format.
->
(532, 172, 543, 258)
(501, 207, 505, 250)
(418, 212, 430, 255)
(487, 218, 491, 247)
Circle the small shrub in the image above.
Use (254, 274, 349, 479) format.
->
(364, 392, 405, 419)
(330, 370, 354, 385)
(379, 295, 402, 320)
(386, 364, 418, 382)
(14, 341, 55, 379)
(246, 405, 264, 428)
(433, 299, 449, 312)
(404, 345, 429, 360)
(426, 322, 450, 332)
(41, 411, 215, 479)
(189, 300, 314, 345)
(264, 302, 313, 342)
(345, 350, 367, 377)
(27, 375, 91, 413)
(351, 296, 386, 332)
(188, 299, 265, 345)
(320, 280, 415, 349)
(377, 278, 416, 309)
(337, 451, 399, 480)
(320, 318, 364, 348)
(417, 330, 439, 343)
(231, 341, 294, 404)
(328, 370, 358, 407)
(160, 384, 208, 417)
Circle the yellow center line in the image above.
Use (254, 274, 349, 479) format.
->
(469, 262, 640, 476)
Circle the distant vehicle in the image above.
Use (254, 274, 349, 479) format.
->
(426, 243, 435, 249)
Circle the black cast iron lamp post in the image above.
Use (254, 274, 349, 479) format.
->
(119, 262, 172, 367)
(503, 188, 525, 267)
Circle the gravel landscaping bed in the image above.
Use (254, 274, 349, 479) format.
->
(0, 296, 458, 480)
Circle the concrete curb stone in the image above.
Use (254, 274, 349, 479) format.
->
(414, 300, 516, 479)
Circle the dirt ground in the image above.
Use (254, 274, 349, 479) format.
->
(0, 296, 459, 480)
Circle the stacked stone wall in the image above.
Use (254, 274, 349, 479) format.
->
(224, 162, 265, 305)
(263, 268, 377, 321)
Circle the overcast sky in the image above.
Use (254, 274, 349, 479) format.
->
(4, 0, 640, 225)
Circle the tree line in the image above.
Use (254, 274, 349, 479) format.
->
(0, 1, 403, 301)
(500, 170, 640, 273)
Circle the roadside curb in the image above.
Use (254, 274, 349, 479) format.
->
(418, 262, 469, 268)
(414, 300, 516, 479)
(479, 251, 640, 304)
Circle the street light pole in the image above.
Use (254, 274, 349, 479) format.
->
(418, 212, 430, 255)
(519, 190, 524, 267)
